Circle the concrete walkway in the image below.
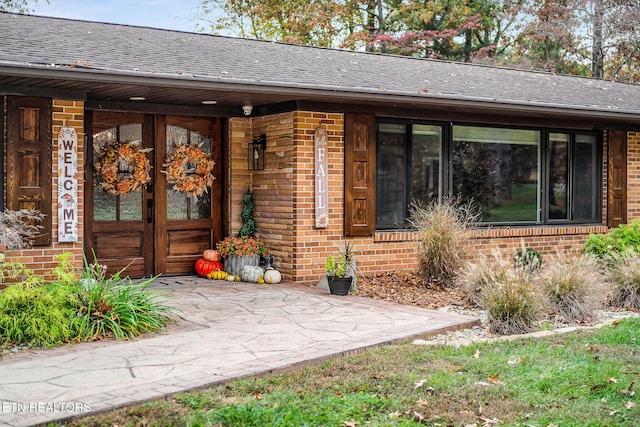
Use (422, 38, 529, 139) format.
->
(0, 277, 478, 427)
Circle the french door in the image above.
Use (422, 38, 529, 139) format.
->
(85, 111, 223, 277)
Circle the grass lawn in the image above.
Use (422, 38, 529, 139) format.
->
(63, 318, 640, 427)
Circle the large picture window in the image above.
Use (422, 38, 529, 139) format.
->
(375, 121, 601, 229)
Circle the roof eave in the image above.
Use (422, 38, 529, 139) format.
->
(2, 62, 640, 123)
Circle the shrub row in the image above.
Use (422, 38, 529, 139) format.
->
(0, 254, 177, 349)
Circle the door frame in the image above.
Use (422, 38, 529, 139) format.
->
(84, 109, 226, 277)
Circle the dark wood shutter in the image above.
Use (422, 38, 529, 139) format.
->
(607, 129, 627, 227)
(6, 96, 52, 245)
(344, 113, 376, 237)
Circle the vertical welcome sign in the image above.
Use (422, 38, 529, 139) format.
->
(314, 127, 328, 228)
(57, 127, 79, 242)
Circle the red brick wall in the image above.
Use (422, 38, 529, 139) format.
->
(228, 111, 621, 284)
(2, 100, 85, 279)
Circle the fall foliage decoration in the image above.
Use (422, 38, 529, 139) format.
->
(162, 141, 215, 199)
(95, 141, 152, 196)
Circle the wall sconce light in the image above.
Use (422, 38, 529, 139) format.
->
(249, 134, 266, 170)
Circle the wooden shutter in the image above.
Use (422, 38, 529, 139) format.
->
(344, 113, 376, 237)
(6, 96, 52, 245)
(607, 129, 627, 227)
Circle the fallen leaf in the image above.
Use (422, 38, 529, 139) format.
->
(414, 379, 427, 389)
(412, 411, 425, 422)
(343, 421, 358, 427)
(624, 401, 636, 409)
(253, 392, 262, 399)
(465, 424, 478, 427)
(488, 374, 503, 384)
(474, 381, 493, 387)
(609, 409, 620, 416)
(478, 416, 500, 426)
(415, 399, 429, 409)
(587, 345, 600, 352)
(388, 411, 402, 419)
(618, 389, 635, 396)
(474, 349, 481, 359)
(609, 378, 618, 383)
(508, 356, 525, 366)
(612, 319, 621, 326)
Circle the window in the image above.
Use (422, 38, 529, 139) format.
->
(453, 126, 540, 223)
(376, 123, 442, 228)
(375, 121, 601, 229)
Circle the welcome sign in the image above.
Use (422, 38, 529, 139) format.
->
(57, 127, 79, 242)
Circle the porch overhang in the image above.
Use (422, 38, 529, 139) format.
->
(2, 61, 640, 129)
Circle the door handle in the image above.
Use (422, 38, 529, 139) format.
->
(147, 199, 153, 223)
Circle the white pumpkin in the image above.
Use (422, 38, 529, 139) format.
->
(264, 268, 282, 284)
(241, 265, 264, 283)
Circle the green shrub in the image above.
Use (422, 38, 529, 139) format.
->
(72, 262, 176, 340)
(584, 219, 640, 258)
(409, 197, 479, 286)
(0, 283, 78, 348)
(607, 251, 640, 309)
(0, 254, 177, 349)
(539, 254, 607, 323)
(482, 270, 541, 335)
(514, 247, 543, 274)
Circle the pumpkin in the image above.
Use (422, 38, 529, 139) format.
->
(203, 249, 221, 262)
(241, 265, 264, 283)
(195, 258, 223, 277)
(264, 268, 282, 284)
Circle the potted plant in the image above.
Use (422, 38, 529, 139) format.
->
(216, 236, 269, 276)
(325, 242, 356, 296)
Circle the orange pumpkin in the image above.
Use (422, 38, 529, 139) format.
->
(195, 258, 223, 277)
(203, 249, 221, 262)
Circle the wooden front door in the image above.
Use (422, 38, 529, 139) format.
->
(85, 111, 223, 277)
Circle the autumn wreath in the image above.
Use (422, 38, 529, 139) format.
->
(94, 141, 152, 195)
(162, 142, 215, 198)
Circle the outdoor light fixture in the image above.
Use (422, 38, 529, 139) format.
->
(249, 134, 266, 170)
(242, 105, 253, 116)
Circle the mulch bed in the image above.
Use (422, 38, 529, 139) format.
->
(355, 271, 471, 310)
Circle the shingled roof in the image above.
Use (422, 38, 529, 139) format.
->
(1, 11, 640, 119)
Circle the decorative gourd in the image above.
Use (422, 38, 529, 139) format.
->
(241, 265, 264, 283)
(195, 258, 224, 277)
(203, 249, 221, 262)
(207, 270, 228, 280)
(263, 268, 282, 284)
(226, 274, 236, 282)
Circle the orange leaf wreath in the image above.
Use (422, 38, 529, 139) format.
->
(95, 141, 152, 196)
(162, 142, 215, 199)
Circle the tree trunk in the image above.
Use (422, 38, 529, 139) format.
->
(592, 0, 604, 79)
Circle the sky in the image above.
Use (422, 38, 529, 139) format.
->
(35, 0, 209, 33)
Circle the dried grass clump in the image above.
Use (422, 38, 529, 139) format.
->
(607, 251, 640, 309)
(539, 253, 607, 323)
(483, 270, 541, 335)
(409, 197, 478, 286)
(458, 252, 511, 307)
(459, 250, 541, 335)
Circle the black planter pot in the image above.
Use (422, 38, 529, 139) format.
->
(327, 276, 352, 296)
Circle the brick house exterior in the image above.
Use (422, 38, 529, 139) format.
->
(2, 13, 640, 284)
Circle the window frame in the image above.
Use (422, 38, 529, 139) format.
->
(375, 119, 602, 230)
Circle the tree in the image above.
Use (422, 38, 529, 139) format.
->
(512, 0, 640, 81)
(196, 0, 373, 48)
(0, 0, 46, 13)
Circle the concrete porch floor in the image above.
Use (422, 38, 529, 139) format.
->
(0, 276, 479, 427)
